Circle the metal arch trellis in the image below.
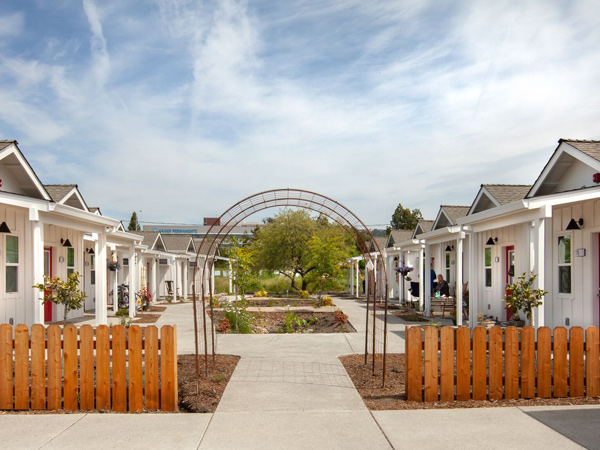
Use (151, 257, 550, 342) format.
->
(191, 188, 390, 385)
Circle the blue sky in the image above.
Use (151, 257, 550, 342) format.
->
(1, 1, 599, 227)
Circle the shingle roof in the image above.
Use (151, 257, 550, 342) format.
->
(89, 207, 101, 214)
(440, 205, 470, 223)
(560, 139, 600, 162)
(44, 184, 77, 202)
(482, 184, 531, 205)
(389, 229, 413, 246)
(162, 234, 193, 252)
(416, 220, 434, 234)
(0, 140, 17, 151)
(370, 236, 388, 253)
(136, 231, 161, 248)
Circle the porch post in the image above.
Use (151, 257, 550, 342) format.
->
(419, 245, 425, 311)
(228, 259, 233, 293)
(355, 260, 359, 296)
(424, 243, 432, 315)
(152, 257, 158, 301)
(533, 210, 549, 328)
(183, 259, 188, 299)
(129, 244, 137, 319)
(468, 232, 478, 328)
(456, 233, 464, 326)
(350, 261, 354, 296)
(95, 232, 108, 326)
(172, 257, 177, 302)
(30, 208, 45, 324)
(112, 247, 118, 314)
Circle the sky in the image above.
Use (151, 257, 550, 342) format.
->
(1, 0, 599, 228)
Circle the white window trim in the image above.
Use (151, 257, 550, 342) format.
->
(556, 232, 573, 299)
(484, 246, 493, 289)
(5, 234, 20, 294)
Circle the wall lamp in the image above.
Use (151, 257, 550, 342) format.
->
(0, 222, 11, 233)
(566, 218, 584, 230)
(86, 247, 95, 254)
(445, 245, 454, 252)
(61, 238, 72, 247)
(486, 237, 498, 246)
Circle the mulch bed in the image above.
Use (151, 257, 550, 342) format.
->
(340, 353, 600, 410)
(178, 354, 240, 413)
(132, 314, 160, 324)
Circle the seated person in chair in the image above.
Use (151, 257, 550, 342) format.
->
(433, 274, 450, 297)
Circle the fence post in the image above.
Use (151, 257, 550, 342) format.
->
(47, 325, 62, 410)
(424, 326, 439, 402)
(586, 327, 600, 397)
(488, 327, 502, 401)
(31, 324, 46, 410)
(521, 326, 535, 398)
(14, 324, 29, 410)
(80, 325, 94, 410)
(129, 325, 143, 412)
(96, 325, 111, 410)
(112, 325, 127, 412)
(456, 327, 470, 401)
(0, 324, 13, 409)
(440, 327, 454, 402)
(505, 326, 519, 399)
(406, 326, 422, 401)
(145, 326, 160, 410)
(537, 327, 552, 398)
(570, 327, 584, 397)
(63, 325, 78, 410)
(554, 327, 568, 398)
(472, 327, 487, 400)
(161, 325, 178, 411)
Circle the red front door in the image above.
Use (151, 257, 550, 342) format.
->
(44, 248, 52, 322)
(505, 246, 515, 321)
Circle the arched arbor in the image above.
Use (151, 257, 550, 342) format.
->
(192, 189, 390, 383)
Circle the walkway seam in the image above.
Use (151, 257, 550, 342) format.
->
(37, 413, 87, 450)
(195, 413, 215, 450)
(368, 410, 395, 450)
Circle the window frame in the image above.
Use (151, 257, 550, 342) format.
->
(5, 234, 19, 294)
(67, 247, 75, 276)
(557, 233, 572, 295)
(484, 247, 492, 288)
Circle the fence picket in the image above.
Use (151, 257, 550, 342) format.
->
(128, 326, 143, 412)
(14, 324, 29, 410)
(424, 327, 439, 402)
(0, 324, 12, 409)
(472, 327, 487, 400)
(504, 327, 519, 399)
(586, 327, 600, 397)
(47, 325, 62, 410)
(161, 325, 178, 411)
(63, 325, 78, 410)
(112, 325, 127, 412)
(145, 326, 159, 410)
(569, 327, 584, 397)
(440, 327, 454, 402)
(521, 327, 535, 398)
(30, 325, 46, 410)
(488, 327, 503, 400)
(456, 327, 470, 401)
(96, 325, 111, 410)
(553, 327, 568, 398)
(79, 325, 94, 410)
(406, 327, 422, 401)
(537, 327, 552, 398)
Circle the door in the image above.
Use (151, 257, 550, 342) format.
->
(44, 247, 52, 322)
(505, 246, 515, 321)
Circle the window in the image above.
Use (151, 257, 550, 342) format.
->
(558, 234, 571, 294)
(484, 247, 492, 287)
(67, 247, 75, 276)
(90, 255, 95, 285)
(6, 235, 18, 293)
(445, 251, 451, 283)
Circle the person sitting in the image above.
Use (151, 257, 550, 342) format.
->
(433, 274, 450, 297)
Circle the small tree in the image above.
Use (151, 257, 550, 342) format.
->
(127, 211, 141, 231)
(389, 203, 423, 231)
(34, 272, 86, 323)
(504, 272, 547, 327)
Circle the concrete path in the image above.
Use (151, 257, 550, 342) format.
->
(1, 297, 599, 449)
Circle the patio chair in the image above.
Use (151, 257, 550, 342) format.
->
(409, 281, 420, 309)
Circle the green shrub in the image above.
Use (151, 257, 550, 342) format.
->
(115, 308, 129, 317)
(224, 298, 254, 334)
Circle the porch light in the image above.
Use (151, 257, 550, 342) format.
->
(486, 237, 497, 246)
(445, 245, 454, 252)
(566, 218, 583, 230)
(86, 247, 95, 254)
(0, 222, 11, 233)
(61, 238, 72, 247)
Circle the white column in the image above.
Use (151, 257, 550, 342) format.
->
(172, 258, 177, 302)
(152, 257, 158, 301)
(424, 243, 432, 315)
(129, 244, 137, 319)
(183, 259, 188, 299)
(228, 259, 233, 293)
(468, 232, 478, 328)
(355, 261, 359, 296)
(112, 247, 118, 314)
(30, 209, 45, 324)
(95, 232, 108, 326)
(419, 245, 425, 311)
(350, 261, 354, 296)
(211, 262, 215, 294)
(456, 233, 464, 326)
(533, 215, 547, 328)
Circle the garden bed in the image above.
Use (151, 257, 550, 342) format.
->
(210, 310, 355, 334)
(340, 353, 600, 410)
(178, 354, 240, 413)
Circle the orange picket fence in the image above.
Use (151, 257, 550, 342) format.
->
(405, 325, 600, 402)
(0, 324, 178, 411)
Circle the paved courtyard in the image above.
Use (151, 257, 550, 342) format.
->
(0, 297, 599, 449)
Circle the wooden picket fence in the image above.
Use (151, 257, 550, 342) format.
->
(0, 324, 178, 411)
(406, 325, 600, 402)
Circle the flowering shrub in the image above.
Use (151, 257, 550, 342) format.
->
(334, 310, 348, 324)
(299, 290, 310, 299)
(217, 317, 231, 333)
(321, 296, 334, 307)
(254, 290, 268, 298)
(138, 287, 152, 311)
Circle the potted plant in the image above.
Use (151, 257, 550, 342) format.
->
(395, 265, 414, 279)
(504, 273, 547, 328)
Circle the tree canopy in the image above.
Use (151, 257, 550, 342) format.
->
(127, 211, 141, 231)
(389, 203, 423, 231)
(250, 209, 355, 291)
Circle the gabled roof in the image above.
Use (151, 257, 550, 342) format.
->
(386, 229, 413, 248)
(432, 205, 470, 230)
(162, 234, 196, 253)
(528, 139, 600, 198)
(44, 184, 89, 211)
(412, 220, 434, 238)
(0, 140, 51, 201)
(369, 236, 388, 254)
(469, 184, 530, 215)
(137, 231, 167, 251)
(89, 206, 102, 215)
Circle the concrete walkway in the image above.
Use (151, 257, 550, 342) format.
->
(1, 297, 599, 449)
